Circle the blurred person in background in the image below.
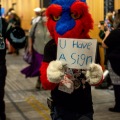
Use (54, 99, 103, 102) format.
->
(6, 10, 21, 55)
(102, 9, 120, 112)
(104, 12, 114, 90)
(31, 7, 41, 25)
(21, 8, 51, 90)
(102, 12, 114, 90)
(95, 20, 112, 89)
(98, 21, 105, 40)
(104, 12, 114, 32)
(4, 8, 14, 22)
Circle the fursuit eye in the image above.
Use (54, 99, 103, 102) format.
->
(52, 16, 61, 21)
(71, 13, 82, 20)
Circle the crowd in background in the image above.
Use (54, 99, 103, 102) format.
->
(5, 8, 21, 55)
(98, 9, 120, 113)
(97, 11, 115, 90)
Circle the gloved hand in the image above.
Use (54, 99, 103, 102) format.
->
(47, 60, 67, 83)
(85, 63, 103, 85)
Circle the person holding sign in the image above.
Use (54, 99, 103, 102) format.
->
(40, 0, 103, 120)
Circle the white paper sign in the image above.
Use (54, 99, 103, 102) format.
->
(57, 38, 97, 69)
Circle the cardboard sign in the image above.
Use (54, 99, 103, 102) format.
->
(57, 38, 97, 69)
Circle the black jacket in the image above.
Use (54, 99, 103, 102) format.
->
(0, 18, 8, 64)
(0, 17, 8, 119)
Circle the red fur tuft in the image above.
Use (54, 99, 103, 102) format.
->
(40, 62, 58, 90)
(71, 1, 93, 34)
(46, 4, 62, 17)
(46, 4, 62, 40)
(71, 1, 88, 17)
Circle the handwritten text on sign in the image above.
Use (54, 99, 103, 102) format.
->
(57, 38, 97, 69)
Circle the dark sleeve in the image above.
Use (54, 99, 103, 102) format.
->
(43, 40, 57, 63)
(104, 30, 120, 48)
(0, 18, 7, 64)
(2, 18, 8, 39)
(99, 30, 105, 40)
(95, 42, 100, 64)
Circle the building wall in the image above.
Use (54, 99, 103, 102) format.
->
(86, 0, 104, 42)
(86, 0, 105, 69)
(115, 0, 120, 10)
(1, 0, 40, 30)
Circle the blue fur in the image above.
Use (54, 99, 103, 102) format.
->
(50, 0, 76, 35)
(50, 0, 85, 35)
(56, 11, 75, 35)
